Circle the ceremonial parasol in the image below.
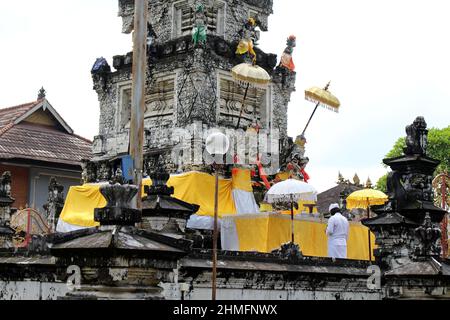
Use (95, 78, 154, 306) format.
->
(231, 62, 271, 129)
(302, 82, 341, 136)
(266, 179, 318, 244)
(346, 189, 388, 261)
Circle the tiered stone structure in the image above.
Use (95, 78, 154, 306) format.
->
(89, 0, 296, 179)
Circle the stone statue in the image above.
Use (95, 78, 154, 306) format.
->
(98, 162, 111, 182)
(43, 177, 65, 232)
(279, 35, 296, 72)
(281, 134, 310, 182)
(110, 168, 126, 185)
(0, 171, 12, 199)
(192, 4, 207, 47)
(404, 116, 428, 156)
(147, 22, 157, 47)
(236, 18, 258, 64)
(414, 213, 442, 257)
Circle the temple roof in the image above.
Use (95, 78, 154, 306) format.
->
(317, 183, 362, 214)
(51, 227, 192, 258)
(0, 98, 92, 167)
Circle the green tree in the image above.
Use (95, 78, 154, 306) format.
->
(376, 126, 450, 193)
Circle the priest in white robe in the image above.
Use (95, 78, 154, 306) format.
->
(326, 203, 350, 259)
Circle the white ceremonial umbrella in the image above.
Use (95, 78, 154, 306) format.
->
(265, 179, 318, 244)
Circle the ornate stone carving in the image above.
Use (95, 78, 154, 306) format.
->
(43, 177, 65, 232)
(94, 183, 142, 226)
(37, 87, 46, 100)
(279, 35, 296, 72)
(192, 3, 207, 47)
(404, 116, 428, 156)
(98, 162, 112, 182)
(414, 213, 442, 258)
(271, 242, 303, 261)
(364, 117, 447, 270)
(0, 171, 13, 201)
(235, 18, 258, 64)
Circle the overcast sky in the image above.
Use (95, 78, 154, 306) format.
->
(0, 0, 449, 192)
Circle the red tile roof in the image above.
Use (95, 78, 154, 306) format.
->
(0, 99, 92, 166)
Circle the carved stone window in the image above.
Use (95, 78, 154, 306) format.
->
(118, 82, 132, 130)
(172, 0, 226, 38)
(218, 72, 267, 128)
(145, 74, 176, 120)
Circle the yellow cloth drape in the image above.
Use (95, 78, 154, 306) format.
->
(59, 184, 107, 228)
(233, 214, 376, 261)
(168, 172, 236, 218)
(60, 172, 240, 228)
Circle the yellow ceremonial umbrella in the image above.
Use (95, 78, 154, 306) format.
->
(347, 189, 388, 261)
(302, 82, 341, 135)
(346, 189, 389, 210)
(231, 62, 271, 129)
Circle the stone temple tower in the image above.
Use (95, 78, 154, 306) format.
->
(89, 0, 297, 180)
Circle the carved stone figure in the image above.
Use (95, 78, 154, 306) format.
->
(98, 162, 112, 182)
(0, 171, 12, 199)
(414, 213, 442, 257)
(404, 116, 428, 156)
(43, 177, 65, 232)
(192, 4, 207, 47)
(110, 168, 126, 185)
(236, 18, 258, 64)
(279, 35, 296, 72)
(281, 134, 310, 182)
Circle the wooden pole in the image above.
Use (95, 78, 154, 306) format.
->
(130, 0, 148, 209)
(236, 83, 250, 129)
(212, 165, 219, 301)
(302, 82, 332, 136)
(301, 102, 320, 136)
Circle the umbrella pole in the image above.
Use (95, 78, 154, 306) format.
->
(367, 198, 373, 262)
(212, 165, 219, 301)
(236, 83, 250, 129)
(301, 102, 320, 136)
(291, 195, 295, 244)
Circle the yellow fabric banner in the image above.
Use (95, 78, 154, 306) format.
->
(233, 215, 376, 261)
(60, 172, 239, 228)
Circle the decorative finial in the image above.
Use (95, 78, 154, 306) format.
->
(366, 177, 373, 189)
(37, 87, 46, 100)
(324, 81, 331, 91)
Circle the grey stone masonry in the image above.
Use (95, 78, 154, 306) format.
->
(91, 0, 296, 173)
